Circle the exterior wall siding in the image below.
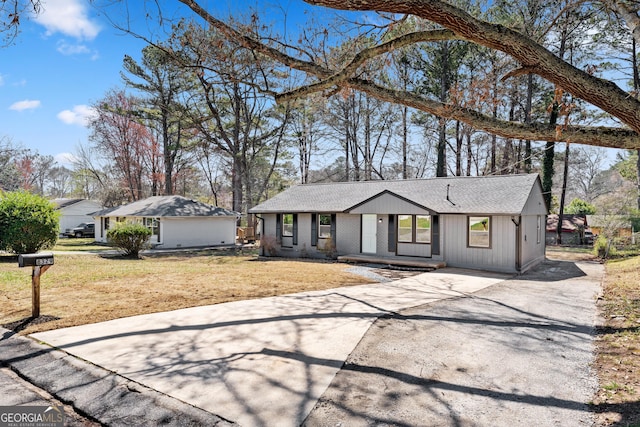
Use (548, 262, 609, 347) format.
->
(376, 215, 393, 257)
(262, 213, 361, 258)
(336, 214, 361, 254)
(443, 215, 517, 273)
(520, 214, 546, 272)
(522, 183, 548, 216)
(59, 200, 103, 233)
(397, 243, 431, 257)
(262, 212, 528, 272)
(93, 216, 236, 248)
(160, 217, 236, 248)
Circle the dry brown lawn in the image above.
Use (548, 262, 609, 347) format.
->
(592, 255, 640, 426)
(0, 251, 371, 335)
(548, 246, 640, 426)
(3, 246, 639, 425)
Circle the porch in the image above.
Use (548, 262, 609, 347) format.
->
(337, 254, 446, 270)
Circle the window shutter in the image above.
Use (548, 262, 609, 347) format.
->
(388, 215, 396, 252)
(311, 214, 317, 246)
(432, 215, 440, 255)
(276, 214, 282, 243)
(330, 214, 337, 247)
(292, 214, 298, 245)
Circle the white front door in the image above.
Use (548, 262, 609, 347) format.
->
(361, 214, 377, 254)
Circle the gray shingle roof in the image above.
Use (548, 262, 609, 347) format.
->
(250, 174, 542, 215)
(53, 198, 85, 209)
(92, 196, 237, 218)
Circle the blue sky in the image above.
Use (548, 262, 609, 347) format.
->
(0, 0, 155, 166)
(1, 1, 150, 165)
(0, 0, 318, 167)
(1, 1, 622, 171)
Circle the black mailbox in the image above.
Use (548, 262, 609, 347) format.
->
(18, 253, 55, 268)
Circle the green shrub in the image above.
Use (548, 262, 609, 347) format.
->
(593, 235, 617, 259)
(565, 198, 597, 215)
(107, 222, 152, 258)
(0, 191, 59, 254)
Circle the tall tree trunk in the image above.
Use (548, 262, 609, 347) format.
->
(466, 131, 472, 176)
(543, 25, 568, 213)
(436, 119, 447, 177)
(633, 37, 640, 209)
(364, 99, 372, 180)
(524, 74, 534, 173)
(436, 43, 450, 178)
(162, 114, 173, 195)
(491, 134, 497, 174)
(402, 105, 408, 179)
(232, 83, 243, 213)
(455, 121, 462, 176)
(556, 143, 570, 244)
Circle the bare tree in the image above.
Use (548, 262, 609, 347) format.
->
(89, 89, 154, 201)
(568, 146, 609, 203)
(173, 0, 640, 149)
(0, 0, 41, 46)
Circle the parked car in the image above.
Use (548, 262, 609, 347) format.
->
(63, 222, 95, 238)
(584, 230, 596, 245)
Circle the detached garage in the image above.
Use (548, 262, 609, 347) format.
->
(92, 196, 238, 249)
(54, 199, 103, 234)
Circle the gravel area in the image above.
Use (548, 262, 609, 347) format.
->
(346, 264, 429, 283)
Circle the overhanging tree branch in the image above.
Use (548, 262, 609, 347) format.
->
(346, 77, 640, 148)
(278, 29, 464, 101)
(303, 0, 640, 135)
(177, 0, 640, 149)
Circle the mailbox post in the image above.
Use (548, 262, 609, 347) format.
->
(18, 253, 54, 318)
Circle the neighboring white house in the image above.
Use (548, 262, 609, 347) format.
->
(92, 195, 238, 249)
(54, 199, 103, 234)
(249, 174, 548, 274)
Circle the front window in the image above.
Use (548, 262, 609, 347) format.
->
(144, 217, 160, 238)
(416, 215, 431, 243)
(398, 214, 431, 244)
(102, 217, 110, 238)
(319, 214, 332, 238)
(469, 216, 490, 248)
(398, 215, 413, 242)
(282, 213, 294, 237)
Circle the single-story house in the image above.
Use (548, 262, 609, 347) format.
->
(92, 195, 238, 249)
(588, 215, 635, 239)
(249, 174, 547, 274)
(54, 198, 103, 234)
(545, 214, 589, 245)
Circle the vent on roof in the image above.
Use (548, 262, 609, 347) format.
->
(446, 184, 456, 206)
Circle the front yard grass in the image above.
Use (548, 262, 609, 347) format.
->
(0, 252, 371, 335)
(592, 254, 640, 426)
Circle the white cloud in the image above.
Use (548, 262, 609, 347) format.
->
(0, 74, 4, 86)
(56, 40, 92, 56)
(54, 152, 78, 166)
(10, 99, 41, 111)
(36, 0, 101, 40)
(57, 104, 97, 126)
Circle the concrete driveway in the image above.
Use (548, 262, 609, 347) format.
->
(30, 258, 602, 426)
(31, 267, 508, 427)
(305, 259, 603, 426)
